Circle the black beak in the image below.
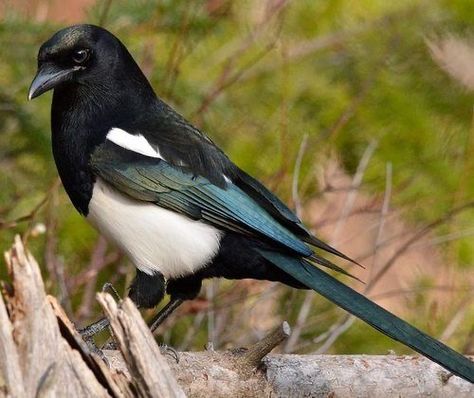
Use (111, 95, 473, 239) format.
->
(28, 64, 80, 100)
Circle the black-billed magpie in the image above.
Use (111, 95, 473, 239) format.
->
(29, 24, 474, 383)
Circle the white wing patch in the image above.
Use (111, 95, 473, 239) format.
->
(106, 128, 233, 184)
(87, 178, 223, 278)
(106, 127, 164, 159)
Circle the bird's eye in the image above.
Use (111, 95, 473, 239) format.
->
(72, 49, 90, 64)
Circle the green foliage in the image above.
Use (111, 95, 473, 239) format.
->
(0, 0, 473, 353)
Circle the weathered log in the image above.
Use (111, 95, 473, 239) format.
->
(98, 293, 185, 398)
(101, 351, 474, 397)
(1, 236, 109, 398)
(1, 236, 473, 398)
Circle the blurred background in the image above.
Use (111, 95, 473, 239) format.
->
(1, 0, 473, 355)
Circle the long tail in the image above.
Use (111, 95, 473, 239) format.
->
(257, 249, 474, 383)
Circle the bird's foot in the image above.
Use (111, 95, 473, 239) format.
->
(78, 332, 110, 366)
(76, 282, 121, 340)
(159, 344, 180, 363)
(101, 339, 118, 350)
(76, 318, 111, 365)
(75, 282, 123, 362)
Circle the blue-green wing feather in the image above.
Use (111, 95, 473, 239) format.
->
(91, 143, 312, 256)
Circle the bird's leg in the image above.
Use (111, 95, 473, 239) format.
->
(79, 316, 110, 339)
(126, 269, 183, 361)
(149, 297, 184, 333)
(78, 271, 165, 343)
(156, 275, 203, 334)
(147, 297, 184, 363)
(78, 272, 195, 362)
(77, 281, 121, 339)
(149, 275, 203, 361)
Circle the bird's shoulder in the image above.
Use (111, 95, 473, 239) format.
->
(121, 99, 235, 187)
(97, 98, 313, 240)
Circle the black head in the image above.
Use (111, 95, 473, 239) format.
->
(28, 24, 142, 100)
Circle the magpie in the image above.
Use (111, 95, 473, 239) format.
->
(28, 24, 474, 383)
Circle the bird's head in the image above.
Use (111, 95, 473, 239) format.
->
(28, 24, 131, 100)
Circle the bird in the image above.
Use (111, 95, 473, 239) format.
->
(28, 24, 474, 383)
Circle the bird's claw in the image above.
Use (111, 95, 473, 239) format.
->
(101, 340, 118, 350)
(80, 334, 110, 366)
(159, 344, 180, 363)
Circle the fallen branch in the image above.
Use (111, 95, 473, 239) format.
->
(1, 236, 473, 397)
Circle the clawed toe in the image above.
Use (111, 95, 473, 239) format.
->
(80, 334, 109, 366)
(159, 344, 180, 363)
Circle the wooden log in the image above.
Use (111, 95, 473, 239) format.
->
(1, 236, 473, 397)
(101, 350, 474, 397)
(1, 236, 109, 398)
(97, 293, 185, 398)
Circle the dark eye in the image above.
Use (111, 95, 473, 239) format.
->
(72, 49, 90, 64)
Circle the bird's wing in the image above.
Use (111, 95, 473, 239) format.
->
(128, 102, 355, 262)
(90, 141, 313, 257)
(233, 168, 359, 264)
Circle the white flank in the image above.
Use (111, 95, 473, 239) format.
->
(106, 127, 164, 159)
(87, 178, 222, 278)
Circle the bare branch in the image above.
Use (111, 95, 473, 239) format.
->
(238, 321, 291, 368)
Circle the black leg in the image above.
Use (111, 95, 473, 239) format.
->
(78, 280, 120, 338)
(149, 297, 184, 333)
(79, 316, 110, 338)
(79, 271, 194, 341)
(129, 269, 166, 309)
(147, 275, 203, 333)
(78, 271, 165, 340)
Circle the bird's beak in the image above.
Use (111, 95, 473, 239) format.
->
(28, 64, 79, 100)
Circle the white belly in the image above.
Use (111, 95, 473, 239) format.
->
(87, 178, 222, 278)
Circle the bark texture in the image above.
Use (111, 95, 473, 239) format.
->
(1, 236, 473, 397)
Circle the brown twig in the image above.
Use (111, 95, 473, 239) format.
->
(326, 78, 374, 140)
(439, 297, 472, 342)
(42, 182, 72, 314)
(369, 162, 392, 280)
(238, 321, 291, 368)
(312, 162, 391, 353)
(311, 203, 474, 354)
(368, 200, 474, 289)
(0, 197, 47, 231)
(193, 40, 278, 122)
(67, 251, 121, 290)
(331, 140, 378, 246)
